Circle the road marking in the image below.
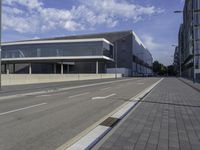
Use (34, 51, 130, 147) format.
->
(68, 92, 90, 99)
(36, 92, 68, 98)
(36, 95, 52, 97)
(137, 83, 144, 85)
(0, 103, 47, 116)
(100, 87, 111, 91)
(0, 78, 136, 101)
(92, 93, 116, 100)
(57, 78, 164, 150)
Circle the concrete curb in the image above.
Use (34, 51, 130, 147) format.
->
(178, 78, 200, 93)
(65, 78, 164, 150)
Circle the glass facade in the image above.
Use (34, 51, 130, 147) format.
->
(177, 0, 200, 80)
(2, 41, 113, 59)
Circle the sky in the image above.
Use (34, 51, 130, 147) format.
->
(2, 0, 184, 65)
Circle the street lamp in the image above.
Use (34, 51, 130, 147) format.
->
(172, 45, 181, 77)
(174, 0, 198, 83)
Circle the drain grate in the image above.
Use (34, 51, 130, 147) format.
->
(100, 117, 120, 127)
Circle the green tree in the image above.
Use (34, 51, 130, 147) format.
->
(153, 61, 167, 76)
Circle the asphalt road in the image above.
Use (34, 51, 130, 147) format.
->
(0, 77, 160, 150)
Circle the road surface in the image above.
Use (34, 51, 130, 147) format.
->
(0, 78, 160, 150)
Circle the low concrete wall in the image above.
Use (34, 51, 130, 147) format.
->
(2, 74, 122, 86)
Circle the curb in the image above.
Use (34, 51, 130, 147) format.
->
(65, 78, 163, 150)
(178, 78, 200, 93)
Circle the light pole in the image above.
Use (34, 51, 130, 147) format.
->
(172, 45, 181, 77)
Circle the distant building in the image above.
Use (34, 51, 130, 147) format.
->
(1, 30, 153, 77)
(176, 0, 200, 81)
(173, 46, 180, 76)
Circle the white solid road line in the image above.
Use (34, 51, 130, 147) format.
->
(100, 87, 111, 91)
(92, 93, 116, 100)
(0, 103, 47, 116)
(68, 92, 90, 99)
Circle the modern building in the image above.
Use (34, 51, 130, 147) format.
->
(173, 46, 180, 76)
(1, 30, 153, 77)
(175, 0, 200, 81)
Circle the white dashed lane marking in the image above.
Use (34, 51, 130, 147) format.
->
(68, 92, 90, 99)
(92, 93, 116, 100)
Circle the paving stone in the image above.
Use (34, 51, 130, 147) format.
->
(98, 78, 200, 150)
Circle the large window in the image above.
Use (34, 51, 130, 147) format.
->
(2, 41, 114, 59)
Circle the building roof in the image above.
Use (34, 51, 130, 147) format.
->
(2, 38, 113, 46)
(3, 30, 133, 44)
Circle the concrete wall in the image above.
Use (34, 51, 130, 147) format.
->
(2, 74, 122, 86)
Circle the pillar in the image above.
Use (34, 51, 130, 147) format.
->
(61, 62, 63, 74)
(67, 64, 70, 73)
(6, 64, 9, 74)
(96, 61, 99, 74)
(13, 64, 15, 74)
(105, 63, 107, 73)
(29, 63, 32, 74)
(54, 64, 57, 74)
(4, 64, 6, 74)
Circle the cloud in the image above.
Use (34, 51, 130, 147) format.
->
(3, 0, 43, 10)
(2, 0, 163, 34)
(142, 35, 173, 65)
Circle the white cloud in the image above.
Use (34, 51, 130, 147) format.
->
(142, 35, 173, 65)
(2, 0, 163, 34)
(3, 0, 43, 10)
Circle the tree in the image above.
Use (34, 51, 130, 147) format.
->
(153, 61, 167, 76)
(167, 65, 177, 76)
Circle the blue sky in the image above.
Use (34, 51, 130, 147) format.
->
(2, 0, 184, 65)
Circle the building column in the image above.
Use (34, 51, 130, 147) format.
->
(67, 64, 70, 73)
(61, 62, 64, 74)
(6, 64, 10, 74)
(104, 63, 107, 73)
(54, 64, 57, 74)
(29, 63, 32, 74)
(4, 64, 6, 74)
(96, 61, 99, 74)
(13, 64, 15, 74)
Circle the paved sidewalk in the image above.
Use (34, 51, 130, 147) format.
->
(179, 78, 200, 92)
(98, 78, 200, 150)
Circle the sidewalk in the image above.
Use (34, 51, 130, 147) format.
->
(98, 78, 200, 150)
(179, 78, 200, 92)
